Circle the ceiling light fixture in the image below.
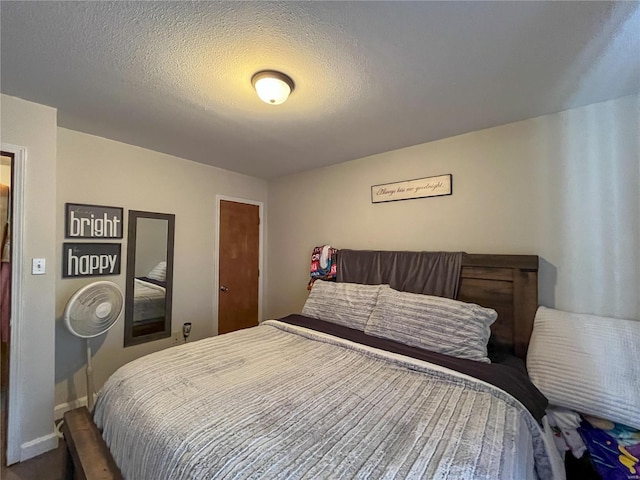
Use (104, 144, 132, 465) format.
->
(251, 70, 295, 105)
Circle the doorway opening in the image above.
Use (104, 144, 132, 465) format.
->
(0, 151, 14, 467)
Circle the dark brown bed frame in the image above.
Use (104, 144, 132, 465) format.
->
(458, 253, 538, 360)
(62, 253, 539, 480)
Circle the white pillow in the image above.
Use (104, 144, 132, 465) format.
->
(364, 285, 497, 363)
(147, 261, 166, 282)
(301, 281, 381, 331)
(527, 306, 640, 429)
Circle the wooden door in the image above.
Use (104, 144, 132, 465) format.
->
(218, 200, 260, 334)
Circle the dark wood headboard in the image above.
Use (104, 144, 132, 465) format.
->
(458, 254, 538, 360)
(330, 249, 539, 360)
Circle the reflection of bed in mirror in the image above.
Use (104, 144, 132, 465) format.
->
(132, 276, 166, 335)
(133, 259, 167, 332)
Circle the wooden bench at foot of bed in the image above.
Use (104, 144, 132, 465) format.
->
(62, 407, 123, 480)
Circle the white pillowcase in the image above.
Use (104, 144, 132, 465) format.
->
(527, 306, 640, 429)
(302, 281, 381, 331)
(365, 285, 497, 363)
(147, 261, 167, 282)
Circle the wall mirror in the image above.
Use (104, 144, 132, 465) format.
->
(124, 210, 175, 347)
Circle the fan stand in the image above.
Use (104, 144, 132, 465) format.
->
(63, 281, 124, 414)
(86, 338, 95, 411)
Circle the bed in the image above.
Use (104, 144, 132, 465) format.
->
(64, 252, 564, 479)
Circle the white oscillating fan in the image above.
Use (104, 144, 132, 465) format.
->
(63, 281, 123, 410)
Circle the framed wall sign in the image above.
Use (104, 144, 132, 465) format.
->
(63, 243, 121, 278)
(65, 203, 124, 239)
(371, 174, 452, 203)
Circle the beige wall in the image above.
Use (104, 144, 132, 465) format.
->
(55, 128, 268, 411)
(266, 95, 640, 322)
(1, 94, 58, 460)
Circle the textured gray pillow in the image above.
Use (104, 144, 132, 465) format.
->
(302, 281, 381, 330)
(365, 285, 497, 363)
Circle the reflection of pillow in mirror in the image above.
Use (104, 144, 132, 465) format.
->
(147, 261, 166, 282)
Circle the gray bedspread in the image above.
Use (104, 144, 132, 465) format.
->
(94, 320, 555, 479)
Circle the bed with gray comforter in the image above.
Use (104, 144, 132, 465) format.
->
(94, 319, 558, 479)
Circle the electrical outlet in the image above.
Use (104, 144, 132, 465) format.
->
(171, 332, 183, 346)
(182, 322, 192, 341)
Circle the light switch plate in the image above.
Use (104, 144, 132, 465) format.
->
(32, 258, 46, 275)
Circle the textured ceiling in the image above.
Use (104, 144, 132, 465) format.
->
(1, 1, 639, 179)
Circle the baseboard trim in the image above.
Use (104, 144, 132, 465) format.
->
(54, 395, 95, 420)
(20, 432, 59, 462)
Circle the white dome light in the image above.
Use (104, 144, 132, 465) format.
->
(252, 71, 295, 105)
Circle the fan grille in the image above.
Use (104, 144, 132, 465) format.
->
(64, 281, 123, 338)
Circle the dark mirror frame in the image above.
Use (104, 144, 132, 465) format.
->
(124, 210, 175, 347)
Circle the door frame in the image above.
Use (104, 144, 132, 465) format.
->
(215, 195, 264, 334)
(1, 143, 26, 465)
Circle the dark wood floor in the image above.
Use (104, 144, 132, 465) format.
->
(1, 342, 70, 479)
(1, 441, 70, 480)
